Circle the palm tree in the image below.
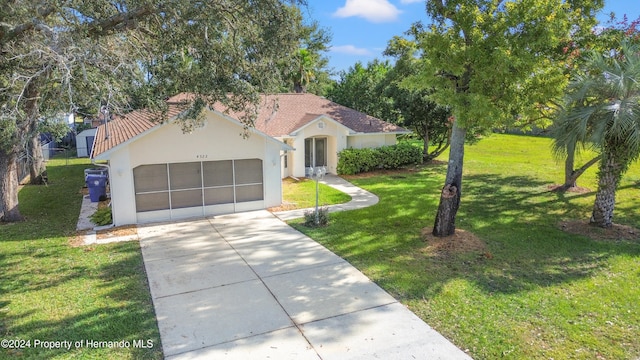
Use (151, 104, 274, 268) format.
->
(555, 40, 640, 227)
(292, 48, 315, 93)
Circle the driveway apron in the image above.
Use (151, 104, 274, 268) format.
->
(139, 210, 471, 359)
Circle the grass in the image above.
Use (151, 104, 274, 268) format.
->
(290, 134, 640, 360)
(0, 157, 162, 359)
(281, 176, 351, 209)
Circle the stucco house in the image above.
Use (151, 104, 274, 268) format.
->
(91, 93, 409, 225)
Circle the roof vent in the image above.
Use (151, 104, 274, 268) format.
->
(317, 121, 325, 129)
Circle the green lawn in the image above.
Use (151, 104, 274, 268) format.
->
(0, 157, 161, 359)
(281, 177, 352, 209)
(291, 134, 640, 359)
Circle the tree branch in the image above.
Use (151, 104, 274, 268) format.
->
(0, 5, 56, 43)
(85, 6, 156, 37)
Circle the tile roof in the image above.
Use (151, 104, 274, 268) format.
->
(91, 104, 186, 158)
(221, 93, 409, 137)
(91, 93, 409, 158)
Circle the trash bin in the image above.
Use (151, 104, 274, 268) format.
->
(84, 168, 108, 179)
(86, 174, 108, 202)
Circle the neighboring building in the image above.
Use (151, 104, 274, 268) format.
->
(91, 93, 409, 225)
(76, 128, 97, 157)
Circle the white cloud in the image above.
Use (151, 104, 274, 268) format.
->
(330, 45, 373, 56)
(333, 0, 401, 23)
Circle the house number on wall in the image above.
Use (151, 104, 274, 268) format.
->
(196, 154, 208, 159)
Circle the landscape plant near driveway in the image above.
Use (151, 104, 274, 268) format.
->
(291, 134, 640, 359)
(0, 157, 161, 359)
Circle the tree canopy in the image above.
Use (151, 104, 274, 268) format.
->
(408, 0, 603, 236)
(0, 0, 308, 222)
(326, 59, 396, 122)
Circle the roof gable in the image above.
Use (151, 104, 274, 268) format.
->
(288, 114, 354, 136)
(232, 93, 409, 137)
(91, 105, 185, 159)
(92, 105, 291, 160)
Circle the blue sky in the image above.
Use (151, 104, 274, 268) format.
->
(305, 0, 640, 76)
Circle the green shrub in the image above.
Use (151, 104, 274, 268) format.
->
(303, 206, 329, 227)
(337, 142, 422, 175)
(90, 206, 113, 226)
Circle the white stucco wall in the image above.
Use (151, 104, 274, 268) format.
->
(105, 111, 284, 226)
(289, 117, 350, 178)
(346, 133, 397, 149)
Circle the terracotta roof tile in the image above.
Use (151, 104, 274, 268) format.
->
(92, 93, 409, 158)
(91, 104, 184, 158)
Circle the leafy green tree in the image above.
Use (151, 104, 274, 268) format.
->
(326, 60, 397, 123)
(384, 36, 452, 161)
(554, 40, 640, 228)
(410, 0, 602, 236)
(0, 0, 305, 222)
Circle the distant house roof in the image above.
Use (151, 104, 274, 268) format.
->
(91, 93, 410, 158)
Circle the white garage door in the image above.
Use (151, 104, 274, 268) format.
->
(133, 159, 263, 222)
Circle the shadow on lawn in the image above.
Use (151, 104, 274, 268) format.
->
(0, 241, 162, 359)
(301, 169, 640, 300)
(0, 160, 162, 359)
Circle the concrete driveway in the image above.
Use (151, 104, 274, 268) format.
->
(138, 210, 472, 359)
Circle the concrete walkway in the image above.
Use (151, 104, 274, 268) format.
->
(139, 211, 472, 359)
(273, 174, 379, 221)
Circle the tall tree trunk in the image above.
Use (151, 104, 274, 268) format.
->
(563, 141, 577, 189)
(559, 154, 602, 192)
(590, 151, 624, 228)
(24, 81, 46, 185)
(28, 133, 46, 185)
(433, 120, 466, 236)
(558, 141, 602, 192)
(422, 127, 430, 162)
(0, 150, 24, 222)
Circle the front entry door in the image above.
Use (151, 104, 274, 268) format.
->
(305, 137, 327, 168)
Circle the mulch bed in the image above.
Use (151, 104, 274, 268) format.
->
(96, 225, 138, 240)
(558, 220, 640, 242)
(420, 227, 491, 258)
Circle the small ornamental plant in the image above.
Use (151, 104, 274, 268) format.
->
(303, 206, 329, 227)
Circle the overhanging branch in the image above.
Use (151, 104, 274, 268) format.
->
(0, 5, 56, 43)
(85, 6, 156, 37)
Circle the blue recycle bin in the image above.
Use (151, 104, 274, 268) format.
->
(86, 174, 108, 202)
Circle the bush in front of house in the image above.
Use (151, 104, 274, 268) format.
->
(337, 142, 422, 175)
(91, 206, 113, 226)
(303, 207, 329, 227)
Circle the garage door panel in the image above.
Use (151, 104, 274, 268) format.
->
(234, 159, 263, 185)
(171, 189, 203, 209)
(204, 187, 234, 205)
(136, 192, 170, 212)
(169, 162, 202, 190)
(203, 160, 233, 187)
(236, 184, 263, 203)
(134, 164, 168, 192)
